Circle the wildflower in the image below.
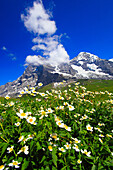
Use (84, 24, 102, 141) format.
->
(5, 95, 10, 99)
(7, 146, 14, 153)
(38, 82, 43, 87)
(58, 147, 66, 152)
(73, 144, 80, 152)
(27, 116, 36, 124)
(94, 127, 102, 133)
(81, 149, 91, 157)
(50, 133, 59, 140)
(14, 122, 20, 126)
(56, 121, 64, 128)
(64, 142, 71, 149)
(48, 146, 52, 151)
(18, 136, 24, 142)
(86, 124, 93, 132)
(0, 165, 5, 170)
(72, 137, 81, 144)
(17, 145, 29, 155)
(9, 160, 21, 168)
(8, 101, 14, 106)
(16, 109, 28, 119)
(98, 123, 105, 126)
(63, 124, 71, 131)
(59, 106, 64, 110)
(63, 102, 68, 106)
(40, 93, 46, 97)
(77, 159, 82, 164)
(20, 90, 25, 94)
(46, 108, 54, 113)
(99, 138, 103, 143)
(106, 134, 112, 138)
(111, 152, 113, 156)
(99, 134, 104, 138)
(68, 105, 75, 111)
(18, 95, 22, 97)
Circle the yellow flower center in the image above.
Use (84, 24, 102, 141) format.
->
(88, 127, 91, 130)
(84, 151, 88, 155)
(61, 148, 64, 151)
(29, 118, 33, 122)
(13, 162, 18, 165)
(0, 165, 4, 169)
(52, 135, 57, 139)
(20, 113, 26, 117)
(48, 146, 52, 150)
(75, 140, 78, 143)
(9, 148, 13, 152)
(41, 111, 46, 115)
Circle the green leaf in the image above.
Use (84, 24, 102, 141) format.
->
(91, 164, 97, 170)
(52, 166, 57, 170)
(61, 166, 67, 170)
(52, 148, 57, 167)
(0, 143, 8, 157)
(21, 158, 29, 170)
(40, 155, 46, 163)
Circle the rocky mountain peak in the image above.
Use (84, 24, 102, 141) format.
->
(0, 52, 113, 97)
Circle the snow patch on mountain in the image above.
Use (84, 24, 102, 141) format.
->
(71, 64, 111, 78)
(87, 63, 98, 70)
(51, 66, 72, 77)
(109, 58, 113, 62)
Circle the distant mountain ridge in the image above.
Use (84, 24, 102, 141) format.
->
(0, 52, 113, 97)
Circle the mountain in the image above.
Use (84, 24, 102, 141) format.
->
(0, 52, 113, 97)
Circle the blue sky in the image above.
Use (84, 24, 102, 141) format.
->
(0, 0, 113, 85)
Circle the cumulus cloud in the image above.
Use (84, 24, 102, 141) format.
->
(21, 0, 70, 66)
(21, 0, 57, 35)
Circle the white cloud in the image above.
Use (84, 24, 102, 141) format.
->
(21, 1, 57, 35)
(22, 0, 70, 66)
(2, 46, 7, 51)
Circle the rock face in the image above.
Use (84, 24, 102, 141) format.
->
(0, 52, 113, 97)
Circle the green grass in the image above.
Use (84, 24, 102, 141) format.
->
(0, 80, 113, 170)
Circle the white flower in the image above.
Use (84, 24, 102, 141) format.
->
(81, 149, 91, 157)
(58, 147, 66, 152)
(64, 142, 71, 149)
(111, 152, 113, 156)
(86, 124, 93, 132)
(9, 160, 21, 168)
(73, 144, 80, 152)
(68, 105, 75, 111)
(17, 145, 29, 155)
(7, 146, 14, 153)
(71, 137, 81, 144)
(5, 95, 10, 99)
(14, 122, 21, 127)
(94, 127, 102, 133)
(99, 138, 103, 143)
(77, 159, 82, 164)
(46, 108, 54, 113)
(56, 121, 64, 128)
(99, 134, 104, 138)
(26, 116, 36, 124)
(38, 82, 43, 87)
(16, 109, 28, 119)
(18, 136, 24, 142)
(63, 124, 71, 131)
